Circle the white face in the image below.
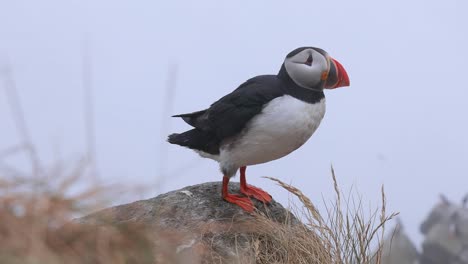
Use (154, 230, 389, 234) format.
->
(284, 48, 329, 90)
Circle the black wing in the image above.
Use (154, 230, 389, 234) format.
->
(175, 75, 285, 140)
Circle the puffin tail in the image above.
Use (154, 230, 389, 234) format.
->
(172, 110, 207, 128)
(167, 129, 219, 155)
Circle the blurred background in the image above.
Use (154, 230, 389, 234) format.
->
(1, 0, 467, 245)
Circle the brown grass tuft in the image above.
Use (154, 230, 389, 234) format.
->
(260, 166, 399, 264)
(0, 158, 157, 264)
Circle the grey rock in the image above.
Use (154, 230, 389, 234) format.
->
(420, 195, 458, 235)
(374, 221, 419, 264)
(77, 182, 303, 263)
(419, 195, 468, 264)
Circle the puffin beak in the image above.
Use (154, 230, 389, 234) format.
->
(324, 57, 350, 89)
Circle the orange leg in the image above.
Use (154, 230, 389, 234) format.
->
(222, 175, 254, 212)
(239, 166, 272, 203)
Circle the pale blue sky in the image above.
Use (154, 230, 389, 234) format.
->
(1, 0, 467, 243)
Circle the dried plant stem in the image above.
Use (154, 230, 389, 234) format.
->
(265, 166, 398, 264)
(1, 66, 42, 176)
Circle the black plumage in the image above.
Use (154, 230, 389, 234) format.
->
(168, 66, 325, 155)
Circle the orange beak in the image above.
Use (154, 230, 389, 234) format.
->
(324, 58, 350, 89)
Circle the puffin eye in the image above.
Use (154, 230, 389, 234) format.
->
(304, 54, 313, 66)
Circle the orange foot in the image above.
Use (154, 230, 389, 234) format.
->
(240, 166, 272, 203)
(240, 184, 272, 203)
(223, 193, 254, 212)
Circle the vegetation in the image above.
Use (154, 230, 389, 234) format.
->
(0, 152, 397, 263)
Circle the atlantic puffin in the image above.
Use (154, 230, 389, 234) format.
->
(168, 47, 350, 212)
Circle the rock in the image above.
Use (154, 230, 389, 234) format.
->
(77, 182, 311, 263)
(374, 220, 419, 264)
(420, 195, 458, 235)
(419, 195, 468, 264)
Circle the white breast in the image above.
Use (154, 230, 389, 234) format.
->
(220, 95, 326, 170)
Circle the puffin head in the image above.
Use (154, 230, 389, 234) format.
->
(283, 47, 350, 90)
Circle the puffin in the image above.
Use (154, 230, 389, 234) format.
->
(168, 47, 350, 212)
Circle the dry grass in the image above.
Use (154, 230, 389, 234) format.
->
(253, 166, 399, 264)
(247, 218, 332, 263)
(0, 157, 157, 264)
(0, 156, 397, 264)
